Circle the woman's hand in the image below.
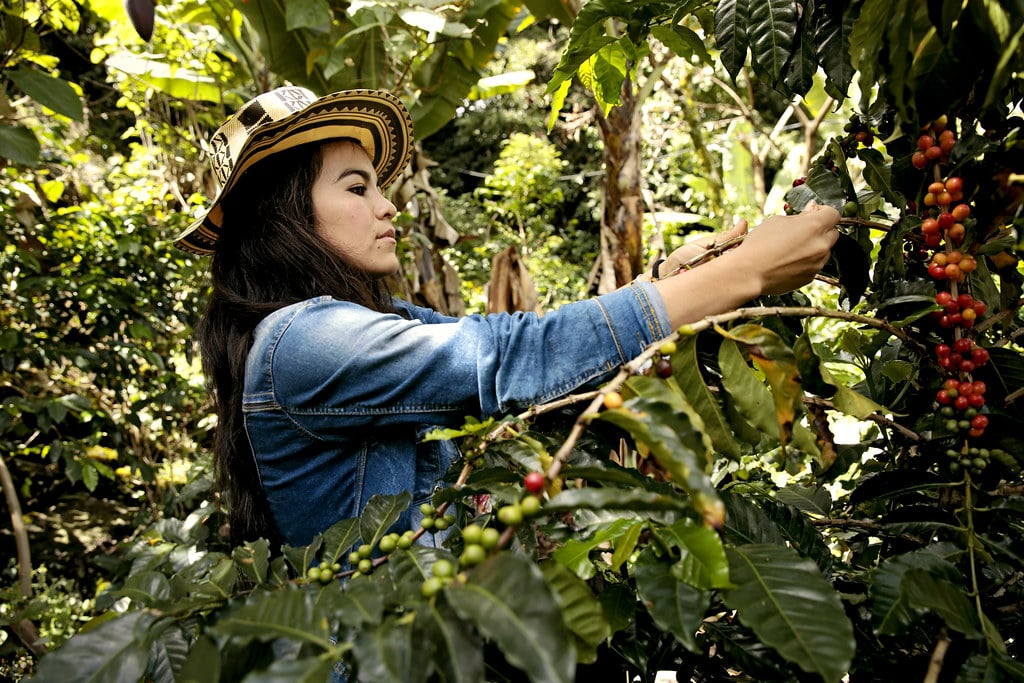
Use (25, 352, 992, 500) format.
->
(732, 201, 840, 295)
(651, 202, 840, 327)
(657, 220, 749, 277)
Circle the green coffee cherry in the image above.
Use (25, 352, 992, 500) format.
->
(480, 527, 501, 550)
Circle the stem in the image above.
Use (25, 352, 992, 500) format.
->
(545, 304, 927, 478)
(923, 631, 952, 683)
(0, 453, 31, 597)
(0, 452, 46, 655)
(963, 473, 986, 630)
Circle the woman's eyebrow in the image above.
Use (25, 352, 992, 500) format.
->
(339, 168, 374, 183)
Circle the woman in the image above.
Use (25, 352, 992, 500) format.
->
(177, 87, 839, 549)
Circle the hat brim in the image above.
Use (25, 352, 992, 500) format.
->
(174, 89, 413, 256)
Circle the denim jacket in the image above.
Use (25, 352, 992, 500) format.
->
(242, 282, 670, 547)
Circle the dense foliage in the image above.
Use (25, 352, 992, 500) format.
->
(2, 1, 1023, 682)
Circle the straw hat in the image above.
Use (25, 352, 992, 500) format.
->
(174, 87, 414, 255)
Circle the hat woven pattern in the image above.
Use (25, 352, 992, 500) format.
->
(174, 87, 413, 255)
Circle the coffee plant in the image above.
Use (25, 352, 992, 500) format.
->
(9, 1, 1024, 682)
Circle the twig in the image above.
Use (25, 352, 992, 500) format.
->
(544, 305, 929, 480)
(811, 518, 925, 545)
(803, 396, 921, 441)
(923, 631, 951, 683)
(0, 452, 46, 655)
(989, 484, 1024, 497)
(837, 217, 892, 232)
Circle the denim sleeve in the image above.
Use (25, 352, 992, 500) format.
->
(265, 283, 670, 430)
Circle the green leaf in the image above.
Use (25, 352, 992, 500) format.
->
(233, 0, 329, 91)
(717, 324, 803, 450)
(82, 460, 99, 491)
(849, 0, 889, 108)
(813, 1, 855, 97)
(285, 0, 332, 30)
(283, 536, 323, 579)
(359, 491, 411, 548)
(747, 0, 798, 84)
(859, 148, 906, 210)
(416, 599, 484, 683)
(522, 0, 574, 24)
(176, 635, 221, 683)
(117, 570, 171, 607)
(447, 553, 576, 683)
(653, 518, 731, 590)
(0, 124, 40, 165)
(7, 66, 84, 121)
(867, 544, 961, 634)
(902, 569, 982, 638)
(31, 611, 154, 683)
(545, 487, 688, 513)
(598, 376, 721, 523)
(650, 24, 710, 64)
(721, 491, 788, 547)
(634, 546, 711, 652)
(322, 518, 361, 564)
(714, 0, 751, 80)
(232, 538, 270, 585)
(209, 589, 332, 647)
(672, 335, 741, 459)
(326, 576, 385, 629)
(552, 518, 646, 579)
(768, 509, 834, 578)
(849, 470, 948, 506)
(775, 485, 830, 517)
(718, 339, 783, 443)
(786, 159, 848, 213)
(540, 561, 611, 663)
(104, 53, 223, 102)
(609, 520, 643, 571)
(352, 614, 423, 683)
(782, 5, 816, 95)
(724, 544, 854, 683)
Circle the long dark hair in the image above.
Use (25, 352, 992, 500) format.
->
(196, 139, 394, 546)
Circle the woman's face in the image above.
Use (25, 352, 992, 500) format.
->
(311, 140, 399, 276)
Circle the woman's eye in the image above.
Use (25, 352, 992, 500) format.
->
(349, 185, 367, 196)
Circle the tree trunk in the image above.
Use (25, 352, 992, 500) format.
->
(596, 76, 644, 292)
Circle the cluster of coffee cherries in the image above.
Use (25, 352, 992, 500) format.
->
(419, 503, 456, 533)
(943, 445, 1019, 477)
(935, 336, 991, 373)
(912, 116, 956, 169)
(421, 523, 504, 598)
(910, 115, 1000, 460)
(935, 376, 988, 431)
(307, 559, 343, 584)
(933, 291, 987, 329)
(920, 178, 972, 249)
(927, 249, 977, 284)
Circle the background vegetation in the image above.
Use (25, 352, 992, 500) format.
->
(1, 0, 1023, 681)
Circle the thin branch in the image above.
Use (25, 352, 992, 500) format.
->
(544, 304, 927, 480)
(803, 396, 922, 441)
(0, 453, 46, 655)
(923, 632, 952, 683)
(811, 518, 926, 544)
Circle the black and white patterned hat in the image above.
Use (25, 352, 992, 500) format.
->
(174, 87, 413, 255)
